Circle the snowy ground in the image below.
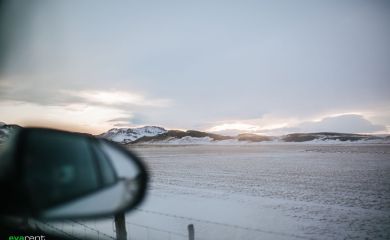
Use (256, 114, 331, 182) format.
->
(39, 144, 390, 239)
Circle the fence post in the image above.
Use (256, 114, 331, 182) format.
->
(114, 213, 127, 240)
(188, 224, 194, 240)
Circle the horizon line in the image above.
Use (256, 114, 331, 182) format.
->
(1, 122, 389, 137)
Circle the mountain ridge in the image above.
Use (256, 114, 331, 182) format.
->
(0, 123, 389, 144)
(99, 126, 390, 144)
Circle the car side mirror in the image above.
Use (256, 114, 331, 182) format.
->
(0, 128, 148, 220)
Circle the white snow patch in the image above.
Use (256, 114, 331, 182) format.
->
(100, 126, 167, 144)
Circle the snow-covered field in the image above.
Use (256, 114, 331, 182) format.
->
(40, 144, 390, 239)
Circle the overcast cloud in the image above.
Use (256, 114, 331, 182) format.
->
(0, 0, 389, 134)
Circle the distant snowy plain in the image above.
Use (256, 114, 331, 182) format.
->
(40, 143, 390, 240)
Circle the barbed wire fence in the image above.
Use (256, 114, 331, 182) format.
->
(32, 217, 193, 240)
(31, 208, 314, 240)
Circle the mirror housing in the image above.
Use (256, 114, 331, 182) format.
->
(0, 128, 148, 220)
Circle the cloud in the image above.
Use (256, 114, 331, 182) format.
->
(207, 114, 387, 136)
(294, 114, 387, 134)
(106, 114, 146, 127)
(0, 81, 81, 106)
(0, 81, 170, 132)
(260, 114, 387, 135)
(0, 81, 172, 109)
(0, 80, 172, 107)
(113, 123, 133, 127)
(0, 100, 131, 134)
(107, 117, 133, 123)
(64, 90, 172, 107)
(207, 123, 260, 132)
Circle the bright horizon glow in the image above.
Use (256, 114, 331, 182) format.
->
(207, 122, 290, 133)
(207, 123, 260, 132)
(65, 90, 172, 107)
(0, 100, 131, 134)
(206, 113, 390, 136)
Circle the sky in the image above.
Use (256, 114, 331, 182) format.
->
(0, 0, 389, 135)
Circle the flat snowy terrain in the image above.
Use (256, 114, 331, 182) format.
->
(38, 144, 390, 239)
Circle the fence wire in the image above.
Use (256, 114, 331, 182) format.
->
(30, 208, 315, 240)
(133, 208, 314, 240)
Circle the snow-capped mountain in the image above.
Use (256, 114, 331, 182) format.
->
(99, 126, 167, 144)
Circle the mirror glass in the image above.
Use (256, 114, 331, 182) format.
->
(99, 141, 139, 179)
(23, 130, 100, 211)
(19, 128, 147, 219)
